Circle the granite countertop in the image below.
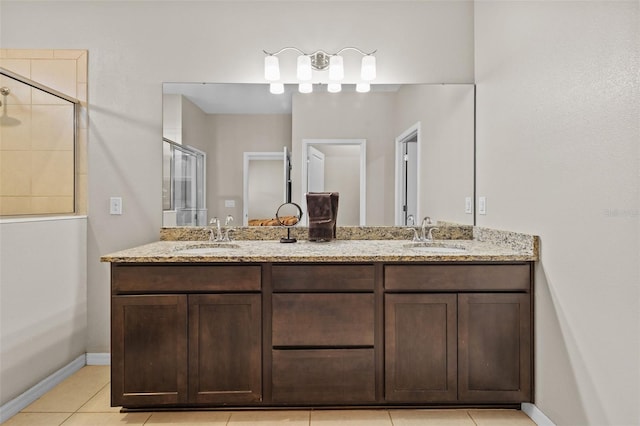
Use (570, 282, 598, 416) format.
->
(101, 237, 537, 263)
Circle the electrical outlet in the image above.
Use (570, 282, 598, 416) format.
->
(465, 196, 472, 214)
(110, 197, 123, 215)
(225, 199, 235, 208)
(478, 196, 486, 215)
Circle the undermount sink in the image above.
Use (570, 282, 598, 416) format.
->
(403, 242, 467, 253)
(175, 242, 240, 255)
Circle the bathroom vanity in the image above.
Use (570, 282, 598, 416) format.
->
(103, 232, 537, 410)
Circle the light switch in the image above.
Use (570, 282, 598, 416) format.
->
(465, 197, 472, 214)
(478, 196, 486, 215)
(110, 197, 123, 215)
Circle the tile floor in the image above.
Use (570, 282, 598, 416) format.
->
(4, 366, 537, 426)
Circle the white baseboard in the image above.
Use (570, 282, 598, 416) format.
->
(522, 403, 556, 426)
(0, 354, 86, 423)
(86, 353, 110, 366)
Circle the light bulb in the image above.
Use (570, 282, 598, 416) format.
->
(297, 55, 312, 81)
(356, 82, 370, 93)
(269, 82, 284, 94)
(264, 56, 280, 81)
(329, 55, 344, 81)
(327, 83, 341, 93)
(361, 55, 376, 81)
(299, 82, 313, 94)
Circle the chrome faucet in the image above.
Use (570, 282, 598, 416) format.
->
(223, 215, 234, 242)
(426, 227, 440, 241)
(209, 217, 222, 242)
(420, 216, 433, 241)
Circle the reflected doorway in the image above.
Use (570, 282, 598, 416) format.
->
(395, 123, 420, 226)
(301, 139, 366, 226)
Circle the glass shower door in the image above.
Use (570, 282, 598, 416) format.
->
(163, 138, 206, 226)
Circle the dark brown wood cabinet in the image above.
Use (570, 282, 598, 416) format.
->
(189, 294, 262, 404)
(383, 263, 533, 405)
(111, 294, 188, 407)
(110, 264, 262, 408)
(458, 293, 531, 402)
(385, 294, 457, 402)
(110, 261, 532, 409)
(270, 264, 377, 404)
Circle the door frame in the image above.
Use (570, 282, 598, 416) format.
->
(394, 122, 421, 226)
(242, 151, 285, 226)
(301, 139, 367, 226)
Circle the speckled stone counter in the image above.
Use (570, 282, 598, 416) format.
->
(160, 225, 474, 241)
(101, 232, 538, 263)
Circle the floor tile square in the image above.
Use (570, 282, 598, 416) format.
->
(145, 411, 232, 425)
(59, 412, 151, 425)
(389, 409, 475, 425)
(468, 409, 537, 425)
(77, 384, 120, 413)
(228, 410, 310, 425)
(1, 412, 71, 426)
(311, 409, 392, 425)
(22, 366, 110, 413)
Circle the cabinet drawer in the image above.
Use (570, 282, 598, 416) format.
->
(385, 264, 530, 292)
(272, 349, 375, 403)
(112, 265, 261, 293)
(272, 294, 374, 346)
(272, 264, 374, 291)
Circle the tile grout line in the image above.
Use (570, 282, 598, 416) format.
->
(75, 381, 110, 413)
(466, 409, 479, 426)
(387, 409, 395, 426)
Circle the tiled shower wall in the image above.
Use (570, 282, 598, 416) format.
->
(0, 49, 87, 215)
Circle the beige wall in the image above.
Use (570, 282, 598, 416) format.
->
(317, 144, 361, 226)
(0, 49, 88, 215)
(292, 92, 397, 225)
(209, 114, 292, 222)
(0, 217, 87, 406)
(475, 2, 639, 425)
(292, 87, 474, 226)
(394, 84, 475, 225)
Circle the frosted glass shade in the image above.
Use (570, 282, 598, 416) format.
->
(329, 55, 344, 81)
(361, 55, 376, 81)
(269, 82, 285, 94)
(299, 82, 313, 94)
(356, 82, 370, 93)
(297, 55, 312, 81)
(327, 83, 341, 93)
(264, 56, 280, 81)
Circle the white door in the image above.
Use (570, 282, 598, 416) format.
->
(307, 146, 325, 193)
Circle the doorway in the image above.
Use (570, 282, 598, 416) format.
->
(395, 123, 420, 226)
(301, 139, 366, 226)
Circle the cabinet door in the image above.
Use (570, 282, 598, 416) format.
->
(458, 293, 531, 402)
(189, 294, 262, 404)
(111, 295, 188, 407)
(385, 294, 457, 402)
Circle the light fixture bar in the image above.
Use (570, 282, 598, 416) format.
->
(263, 47, 376, 94)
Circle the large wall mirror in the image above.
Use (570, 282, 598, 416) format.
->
(162, 83, 475, 227)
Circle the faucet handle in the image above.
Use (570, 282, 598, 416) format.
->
(209, 217, 219, 226)
(409, 227, 421, 242)
(225, 215, 234, 226)
(224, 228, 235, 242)
(427, 227, 440, 241)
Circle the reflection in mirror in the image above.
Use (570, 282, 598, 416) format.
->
(301, 139, 366, 226)
(162, 138, 207, 226)
(276, 202, 303, 243)
(162, 83, 474, 227)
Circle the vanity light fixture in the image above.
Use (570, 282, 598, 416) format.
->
(263, 47, 376, 94)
